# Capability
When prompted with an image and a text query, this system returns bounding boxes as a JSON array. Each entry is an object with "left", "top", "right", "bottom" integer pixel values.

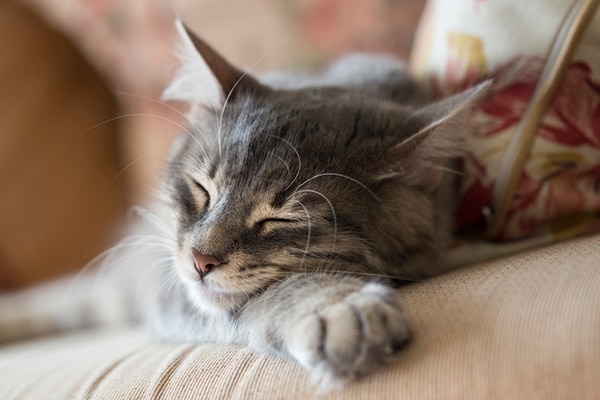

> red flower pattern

[{"left": 455, "top": 57, "right": 600, "bottom": 241}]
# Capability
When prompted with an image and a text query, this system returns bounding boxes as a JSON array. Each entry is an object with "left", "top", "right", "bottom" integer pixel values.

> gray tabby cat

[{"left": 0, "top": 22, "right": 488, "bottom": 385}]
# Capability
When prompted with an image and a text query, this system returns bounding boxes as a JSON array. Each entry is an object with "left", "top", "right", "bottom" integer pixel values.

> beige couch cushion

[{"left": 1, "top": 234, "right": 599, "bottom": 399}]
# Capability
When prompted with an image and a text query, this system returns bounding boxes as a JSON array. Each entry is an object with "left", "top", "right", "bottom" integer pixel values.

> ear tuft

[
  {"left": 380, "top": 81, "right": 492, "bottom": 191},
  {"left": 162, "top": 20, "right": 265, "bottom": 113}
]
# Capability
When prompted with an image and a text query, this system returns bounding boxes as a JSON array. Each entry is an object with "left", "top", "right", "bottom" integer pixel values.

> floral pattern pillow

[{"left": 411, "top": 0, "right": 600, "bottom": 262}]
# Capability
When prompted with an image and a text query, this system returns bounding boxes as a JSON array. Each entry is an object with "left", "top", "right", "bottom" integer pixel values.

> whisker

[
  {"left": 155, "top": 265, "right": 181, "bottom": 301},
  {"left": 293, "top": 200, "right": 312, "bottom": 272},
  {"left": 110, "top": 89, "right": 189, "bottom": 121},
  {"left": 293, "top": 189, "right": 337, "bottom": 268},
  {"left": 82, "top": 113, "right": 186, "bottom": 135},
  {"left": 335, "top": 270, "right": 423, "bottom": 282},
  {"left": 430, "top": 164, "right": 465, "bottom": 176},
  {"left": 68, "top": 230, "right": 175, "bottom": 293},
  {"left": 266, "top": 134, "right": 302, "bottom": 190},
  {"left": 255, "top": 268, "right": 424, "bottom": 284},
  {"left": 297, "top": 172, "right": 381, "bottom": 203},
  {"left": 274, "top": 154, "right": 291, "bottom": 177},
  {"left": 129, "top": 205, "right": 174, "bottom": 236},
  {"left": 83, "top": 113, "right": 211, "bottom": 161},
  {"left": 108, "top": 150, "right": 167, "bottom": 184},
  {"left": 217, "top": 54, "right": 266, "bottom": 156}
]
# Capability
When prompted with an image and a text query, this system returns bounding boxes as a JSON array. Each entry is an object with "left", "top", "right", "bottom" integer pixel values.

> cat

[{"left": 0, "top": 21, "right": 489, "bottom": 386}]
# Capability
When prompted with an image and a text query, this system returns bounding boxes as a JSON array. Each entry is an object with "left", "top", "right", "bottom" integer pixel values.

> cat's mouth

[{"left": 175, "top": 254, "right": 271, "bottom": 310}]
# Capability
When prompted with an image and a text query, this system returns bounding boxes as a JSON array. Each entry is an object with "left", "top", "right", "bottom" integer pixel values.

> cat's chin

[{"left": 184, "top": 281, "right": 247, "bottom": 314}]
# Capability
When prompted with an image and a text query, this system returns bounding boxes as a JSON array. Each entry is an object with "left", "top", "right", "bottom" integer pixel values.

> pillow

[{"left": 411, "top": 0, "right": 600, "bottom": 264}]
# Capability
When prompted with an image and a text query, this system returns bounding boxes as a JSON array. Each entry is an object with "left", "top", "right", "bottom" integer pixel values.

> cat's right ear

[
  {"left": 162, "top": 20, "right": 266, "bottom": 111},
  {"left": 377, "top": 81, "right": 492, "bottom": 191}
]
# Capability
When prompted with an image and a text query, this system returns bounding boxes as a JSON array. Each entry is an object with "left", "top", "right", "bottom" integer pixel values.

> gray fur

[{"left": 0, "top": 24, "right": 489, "bottom": 386}]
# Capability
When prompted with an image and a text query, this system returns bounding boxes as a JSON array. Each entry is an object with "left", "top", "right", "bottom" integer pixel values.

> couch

[{"left": 1, "top": 235, "right": 599, "bottom": 399}]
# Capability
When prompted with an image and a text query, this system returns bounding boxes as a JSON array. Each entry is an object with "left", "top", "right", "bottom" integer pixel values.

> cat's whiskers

[
  {"left": 62, "top": 232, "right": 171, "bottom": 303},
  {"left": 297, "top": 172, "right": 381, "bottom": 203},
  {"left": 204, "top": 103, "right": 225, "bottom": 151},
  {"left": 292, "top": 200, "right": 312, "bottom": 272},
  {"left": 116, "top": 234, "right": 175, "bottom": 249},
  {"left": 428, "top": 163, "right": 465, "bottom": 176},
  {"left": 265, "top": 134, "right": 302, "bottom": 191},
  {"left": 81, "top": 103, "right": 213, "bottom": 178},
  {"left": 127, "top": 86, "right": 217, "bottom": 162},
  {"left": 110, "top": 89, "right": 189, "bottom": 122},
  {"left": 284, "top": 249, "right": 370, "bottom": 277},
  {"left": 217, "top": 55, "right": 266, "bottom": 157},
  {"left": 139, "top": 254, "right": 174, "bottom": 281},
  {"left": 333, "top": 270, "right": 424, "bottom": 282},
  {"left": 115, "top": 83, "right": 216, "bottom": 161},
  {"left": 129, "top": 205, "right": 175, "bottom": 237},
  {"left": 155, "top": 266, "right": 181, "bottom": 301},
  {"left": 82, "top": 113, "right": 185, "bottom": 137},
  {"left": 82, "top": 112, "right": 211, "bottom": 161},
  {"left": 107, "top": 151, "right": 170, "bottom": 184},
  {"left": 236, "top": 271, "right": 294, "bottom": 314},
  {"left": 293, "top": 189, "right": 338, "bottom": 270},
  {"left": 273, "top": 154, "right": 291, "bottom": 177},
  {"left": 92, "top": 233, "right": 174, "bottom": 276},
  {"left": 187, "top": 128, "right": 213, "bottom": 162}
]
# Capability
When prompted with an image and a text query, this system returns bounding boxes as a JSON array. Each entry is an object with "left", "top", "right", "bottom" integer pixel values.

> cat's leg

[
  {"left": 241, "top": 273, "right": 410, "bottom": 384},
  {"left": 0, "top": 272, "right": 135, "bottom": 343}
]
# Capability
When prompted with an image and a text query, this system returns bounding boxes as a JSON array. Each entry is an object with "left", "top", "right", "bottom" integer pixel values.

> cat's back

[{"left": 260, "top": 54, "right": 429, "bottom": 105}]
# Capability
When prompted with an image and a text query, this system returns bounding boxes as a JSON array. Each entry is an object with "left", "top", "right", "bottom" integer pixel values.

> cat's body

[{"left": 0, "top": 22, "right": 488, "bottom": 385}]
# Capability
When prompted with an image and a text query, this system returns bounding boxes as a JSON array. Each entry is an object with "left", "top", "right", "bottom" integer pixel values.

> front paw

[{"left": 287, "top": 283, "right": 410, "bottom": 383}]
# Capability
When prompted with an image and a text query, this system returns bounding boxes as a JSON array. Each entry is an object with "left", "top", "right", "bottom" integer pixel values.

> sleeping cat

[{"left": 0, "top": 22, "right": 489, "bottom": 385}]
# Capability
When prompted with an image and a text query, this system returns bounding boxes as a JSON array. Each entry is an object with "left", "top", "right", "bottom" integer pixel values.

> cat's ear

[
  {"left": 162, "top": 20, "right": 265, "bottom": 111},
  {"left": 380, "top": 81, "right": 491, "bottom": 191}
]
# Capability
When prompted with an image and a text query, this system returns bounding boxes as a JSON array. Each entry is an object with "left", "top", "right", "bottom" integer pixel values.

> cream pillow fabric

[{"left": 412, "top": 0, "right": 600, "bottom": 265}]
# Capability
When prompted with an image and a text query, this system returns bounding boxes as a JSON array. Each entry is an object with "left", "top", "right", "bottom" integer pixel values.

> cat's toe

[{"left": 287, "top": 283, "right": 410, "bottom": 383}]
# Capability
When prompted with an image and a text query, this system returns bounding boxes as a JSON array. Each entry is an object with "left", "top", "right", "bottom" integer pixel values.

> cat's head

[{"left": 161, "top": 22, "right": 488, "bottom": 314}]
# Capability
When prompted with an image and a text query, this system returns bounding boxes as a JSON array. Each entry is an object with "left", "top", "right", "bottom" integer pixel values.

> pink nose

[{"left": 191, "top": 248, "right": 221, "bottom": 276}]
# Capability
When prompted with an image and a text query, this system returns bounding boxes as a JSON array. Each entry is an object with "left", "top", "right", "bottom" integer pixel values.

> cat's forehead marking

[{"left": 207, "top": 158, "right": 219, "bottom": 180}]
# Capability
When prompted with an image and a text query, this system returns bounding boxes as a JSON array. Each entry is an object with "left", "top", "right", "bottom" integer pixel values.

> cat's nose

[{"left": 191, "top": 248, "right": 221, "bottom": 277}]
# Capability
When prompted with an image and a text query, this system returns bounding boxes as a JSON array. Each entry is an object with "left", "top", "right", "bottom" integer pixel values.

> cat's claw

[{"left": 287, "top": 283, "right": 410, "bottom": 384}]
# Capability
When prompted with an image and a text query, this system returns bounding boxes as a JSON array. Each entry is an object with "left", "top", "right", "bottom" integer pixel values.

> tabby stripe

[
  {"left": 350, "top": 305, "right": 365, "bottom": 360},
  {"left": 345, "top": 111, "right": 361, "bottom": 147},
  {"left": 317, "top": 316, "right": 327, "bottom": 357}
]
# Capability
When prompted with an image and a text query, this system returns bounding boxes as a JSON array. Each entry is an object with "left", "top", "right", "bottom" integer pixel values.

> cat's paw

[{"left": 287, "top": 282, "right": 410, "bottom": 384}]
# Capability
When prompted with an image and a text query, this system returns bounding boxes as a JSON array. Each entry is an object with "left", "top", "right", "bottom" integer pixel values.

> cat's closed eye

[
  {"left": 188, "top": 177, "right": 210, "bottom": 210},
  {"left": 255, "top": 218, "right": 297, "bottom": 233}
]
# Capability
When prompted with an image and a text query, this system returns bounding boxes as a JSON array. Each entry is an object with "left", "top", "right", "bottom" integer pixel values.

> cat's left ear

[
  {"left": 162, "top": 20, "right": 266, "bottom": 111},
  {"left": 380, "top": 81, "right": 492, "bottom": 191}
]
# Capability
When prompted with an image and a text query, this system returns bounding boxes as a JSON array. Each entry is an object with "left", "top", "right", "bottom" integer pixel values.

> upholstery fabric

[{"left": 1, "top": 234, "right": 598, "bottom": 399}]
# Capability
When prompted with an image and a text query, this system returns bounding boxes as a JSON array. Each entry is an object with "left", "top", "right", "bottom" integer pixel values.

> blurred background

[{"left": 0, "top": 0, "right": 427, "bottom": 289}]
